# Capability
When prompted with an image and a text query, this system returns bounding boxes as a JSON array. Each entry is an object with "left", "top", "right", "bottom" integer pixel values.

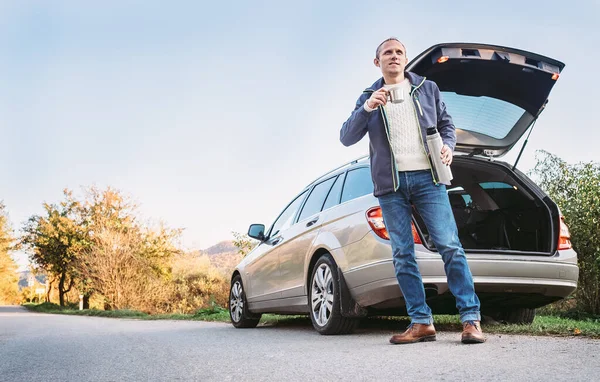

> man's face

[{"left": 374, "top": 40, "right": 408, "bottom": 76}]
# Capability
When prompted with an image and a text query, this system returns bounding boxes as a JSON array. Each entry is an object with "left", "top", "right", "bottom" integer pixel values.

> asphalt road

[{"left": 1, "top": 305, "right": 599, "bottom": 381}]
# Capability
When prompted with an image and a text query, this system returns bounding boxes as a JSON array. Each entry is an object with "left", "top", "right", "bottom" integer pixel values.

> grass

[
  {"left": 23, "top": 302, "right": 600, "bottom": 338},
  {"left": 361, "top": 315, "right": 600, "bottom": 338}
]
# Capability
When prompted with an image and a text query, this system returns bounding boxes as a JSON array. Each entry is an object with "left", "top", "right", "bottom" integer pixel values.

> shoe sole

[
  {"left": 390, "top": 335, "right": 437, "bottom": 345},
  {"left": 461, "top": 336, "right": 486, "bottom": 344}
]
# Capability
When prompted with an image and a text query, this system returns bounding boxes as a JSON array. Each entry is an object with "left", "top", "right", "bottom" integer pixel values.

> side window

[
  {"left": 447, "top": 186, "right": 473, "bottom": 208},
  {"left": 269, "top": 190, "right": 308, "bottom": 237},
  {"left": 322, "top": 174, "right": 345, "bottom": 211},
  {"left": 341, "top": 167, "right": 373, "bottom": 203},
  {"left": 461, "top": 194, "right": 473, "bottom": 207},
  {"left": 297, "top": 177, "right": 336, "bottom": 222}
]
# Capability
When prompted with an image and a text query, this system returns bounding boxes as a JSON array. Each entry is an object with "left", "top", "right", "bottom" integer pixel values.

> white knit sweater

[{"left": 381, "top": 80, "right": 430, "bottom": 171}]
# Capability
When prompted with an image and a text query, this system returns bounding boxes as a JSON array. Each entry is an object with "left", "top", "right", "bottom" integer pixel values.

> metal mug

[{"left": 388, "top": 87, "right": 404, "bottom": 104}]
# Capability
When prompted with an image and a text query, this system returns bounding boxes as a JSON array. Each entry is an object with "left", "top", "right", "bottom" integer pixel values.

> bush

[
  {"left": 25, "top": 302, "right": 62, "bottom": 312},
  {"left": 531, "top": 150, "right": 600, "bottom": 314},
  {"left": 164, "top": 253, "right": 230, "bottom": 314}
]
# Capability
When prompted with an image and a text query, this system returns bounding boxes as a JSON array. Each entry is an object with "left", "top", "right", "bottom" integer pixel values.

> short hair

[{"left": 375, "top": 37, "right": 406, "bottom": 59}]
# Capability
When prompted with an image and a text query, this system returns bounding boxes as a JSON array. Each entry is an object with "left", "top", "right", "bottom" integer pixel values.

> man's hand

[
  {"left": 366, "top": 87, "right": 389, "bottom": 109},
  {"left": 441, "top": 144, "right": 453, "bottom": 165}
]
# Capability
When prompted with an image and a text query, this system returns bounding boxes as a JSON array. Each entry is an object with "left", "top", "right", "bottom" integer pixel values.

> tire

[
  {"left": 495, "top": 308, "right": 536, "bottom": 324},
  {"left": 229, "top": 275, "right": 261, "bottom": 328},
  {"left": 309, "top": 254, "right": 358, "bottom": 335}
]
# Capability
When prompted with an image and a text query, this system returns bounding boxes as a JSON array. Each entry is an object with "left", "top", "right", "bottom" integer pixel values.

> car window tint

[
  {"left": 322, "top": 174, "right": 345, "bottom": 211},
  {"left": 479, "top": 182, "right": 513, "bottom": 189},
  {"left": 269, "top": 190, "right": 308, "bottom": 237},
  {"left": 297, "top": 177, "right": 336, "bottom": 222},
  {"left": 461, "top": 194, "right": 473, "bottom": 207},
  {"left": 448, "top": 187, "right": 473, "bottom": 208},
  {"left": 341, "top": 167, "right": 373, "bottom": 203},
  {"left": 479, "top": 182, "right": 529, "bottom": 209}
]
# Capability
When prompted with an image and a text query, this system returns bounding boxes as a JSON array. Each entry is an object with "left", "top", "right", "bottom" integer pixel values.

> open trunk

[
  {"left": 404, "top": 43, "right": 565, "bottom": 256},
  {"left": 413, "top": 157, "right": 557, "bottom": 255}
]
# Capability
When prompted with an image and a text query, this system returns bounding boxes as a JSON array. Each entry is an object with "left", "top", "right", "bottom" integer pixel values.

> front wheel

[
  {"left": 229, "top": 275, "right": 261, "bottom": 328},
  {"left": 309, "top": 254, "right": 358, "bottom": 335}
]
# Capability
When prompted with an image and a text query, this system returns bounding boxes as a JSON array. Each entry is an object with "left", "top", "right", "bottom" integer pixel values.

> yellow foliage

[
  {"left": 0, "top": 203, "right": 20, "bottom": 305},
  {"left": 164, "top": 252, "right": 230, "bottom": 314}
]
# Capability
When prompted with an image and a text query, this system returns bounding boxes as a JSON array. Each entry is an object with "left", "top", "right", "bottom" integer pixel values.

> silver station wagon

[{"left": 228, "top": 43, "right": 578, "bottom": 334}]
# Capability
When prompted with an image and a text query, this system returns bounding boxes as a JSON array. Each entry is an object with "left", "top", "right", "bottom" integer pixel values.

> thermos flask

[{"left": 426, "top": 126, "right": 453, "bottom": 185}]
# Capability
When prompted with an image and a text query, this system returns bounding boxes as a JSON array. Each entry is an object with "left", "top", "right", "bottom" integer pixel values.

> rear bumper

[{"left": 345, "top": 255, "right": 578, "bottom": 309}]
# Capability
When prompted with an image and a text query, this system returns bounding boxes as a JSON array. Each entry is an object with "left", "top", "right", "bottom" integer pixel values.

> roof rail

[{"left": 305, "top": 154, "right": 369, "bottom": 188}]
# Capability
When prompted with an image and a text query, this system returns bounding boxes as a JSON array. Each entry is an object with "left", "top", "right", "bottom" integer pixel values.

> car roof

[{"left": 304, "top": 155, "right": 369, "bottom": 190}]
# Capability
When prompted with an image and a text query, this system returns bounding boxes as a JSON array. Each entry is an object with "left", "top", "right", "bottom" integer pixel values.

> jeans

[{"left": 377, "top": 170, "right": 481, "bottom": 324}]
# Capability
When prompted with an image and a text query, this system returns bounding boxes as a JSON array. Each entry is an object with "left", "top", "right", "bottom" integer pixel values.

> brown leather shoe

[
  {"left": 389, "top": 323, "right": 436, "bottom": 344},
  {"left": 461, "top": 320, "right": 485, "bottom": 344}
]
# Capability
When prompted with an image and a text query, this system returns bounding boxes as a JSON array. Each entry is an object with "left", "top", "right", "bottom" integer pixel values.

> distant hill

[
  {"left": 202, "top": 240, "right": 236, "bottom": 256},
  {"left": 197, "top": 240, "right": 242, "bottom": 273}
]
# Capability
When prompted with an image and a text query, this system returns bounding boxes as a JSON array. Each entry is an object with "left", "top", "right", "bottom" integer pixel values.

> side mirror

[{"left": 248, "top": 224, "right": 266, "bottom": 241}]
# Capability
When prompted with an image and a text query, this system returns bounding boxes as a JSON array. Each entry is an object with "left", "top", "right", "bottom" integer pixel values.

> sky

[{"left": 2, "top": 0, "right": 599, "bottom": 269}]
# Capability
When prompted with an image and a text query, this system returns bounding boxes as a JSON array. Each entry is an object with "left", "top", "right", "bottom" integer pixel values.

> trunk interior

[{"left": 413, "top": 157, "right": 554, "bottom": 255}]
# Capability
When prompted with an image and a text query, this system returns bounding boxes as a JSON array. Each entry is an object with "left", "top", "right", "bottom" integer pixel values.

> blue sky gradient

[{"left": 2, "top": 1, "right": 598, "bottom": 267}]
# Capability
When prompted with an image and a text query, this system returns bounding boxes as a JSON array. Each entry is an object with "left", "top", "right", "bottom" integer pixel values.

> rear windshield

[{"left": 442, "top": 92, "right": 526, "bottom": 139}]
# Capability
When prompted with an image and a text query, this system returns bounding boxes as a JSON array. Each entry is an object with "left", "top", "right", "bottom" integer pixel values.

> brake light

[
  {"left": 551, "top": 73, "right": 560, "bottom": 81},
  {"left": 366, "top": 207, "right": 422, "bottom": 244},
  {"left": 411, "top": 223, "right": 422, "bottom": 244},
  {"left": 437, "top": 56, "right": 449, "bottom": 64},
  {"left": 558, "top": 215, "right": 572, "bottom": 250}
]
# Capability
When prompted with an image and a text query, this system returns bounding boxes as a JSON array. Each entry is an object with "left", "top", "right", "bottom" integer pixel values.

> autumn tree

[
  {"left": 232, "top": 231, "right": 258, "bottom": 257},
  {"left": 77, "top": 187, "right": 181, "bottom": 311},
  {"left": 22, "top": 186, "right": 182, "bottom": 312},
  {"left": 21, "top": 191, "right": 86, "bottom": 306},
  {"left": 0, "top": 202, "right": 19, "bottom": 304}
]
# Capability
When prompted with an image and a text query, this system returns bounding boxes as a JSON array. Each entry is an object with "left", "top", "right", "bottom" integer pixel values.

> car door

[
  {"left": 277, "top": 176, "right": 338, "bottom": 299},
  {"left": 245, "top": 190, "right": 308, "bottom": 303}
]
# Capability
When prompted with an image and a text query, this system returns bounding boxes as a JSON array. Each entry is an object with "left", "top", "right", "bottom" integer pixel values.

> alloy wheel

[
  {"left": 230, "top": 281, "right": 244, "bottom": 323},
  {"left": 311, "top": 263, "right": 334, "bottom": 326}
]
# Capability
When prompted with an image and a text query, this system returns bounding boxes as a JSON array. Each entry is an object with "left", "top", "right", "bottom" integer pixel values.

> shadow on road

[
  {"left": 258, "top": 316, "right": 465, "bottom": 333},
  {"left": 0, "top": 306, "right": 26, "bottom": 314}
]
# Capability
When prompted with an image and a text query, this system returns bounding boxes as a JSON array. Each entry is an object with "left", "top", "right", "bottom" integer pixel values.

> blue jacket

[{"left": 340, "top": 72, "right": 456, "bottom": 197}]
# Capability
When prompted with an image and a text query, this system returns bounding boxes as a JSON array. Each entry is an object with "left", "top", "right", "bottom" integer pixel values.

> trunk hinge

[{"left": 512, "top": 100, "right": 547, "bottom": 170}]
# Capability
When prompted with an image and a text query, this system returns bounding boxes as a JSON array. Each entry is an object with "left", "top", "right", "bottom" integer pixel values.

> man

[{"left": 340, "top": 37, "right": 485, "bottom": 344}]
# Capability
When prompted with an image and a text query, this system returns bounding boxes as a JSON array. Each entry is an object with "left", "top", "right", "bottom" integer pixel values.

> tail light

[
  {"left": 366, "top": 207, "right": 422, "bottom": 244},
  {"left": 558, "top": 215, "right": 572, "bottom": 250}
]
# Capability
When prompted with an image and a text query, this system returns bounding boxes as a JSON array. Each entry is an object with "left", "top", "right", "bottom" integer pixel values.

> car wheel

[
  {"left": 309, "top": 254, "right": 358, "bottom": 335},
  {"left": 495, "top": 308, "right": 536, "bottom": 324},
  {"left": 229, "top": 275, "right": 261, "bottom": 328}
]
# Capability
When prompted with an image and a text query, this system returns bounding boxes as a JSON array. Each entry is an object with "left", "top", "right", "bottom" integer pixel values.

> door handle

[
  {"left": 306, "top": 217, "right": 319, "bottom": 227},
  {"left": 272, "top": 238, "right": 282, "bottom": 246}
]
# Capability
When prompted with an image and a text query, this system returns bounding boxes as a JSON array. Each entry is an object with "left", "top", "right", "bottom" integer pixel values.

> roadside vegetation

[
  {"left": 529, "top": 150, "right": 600, "bottom": 315},
  {"left": 6, "top": 150, "right": 600, "bottom": 338},
  {"left": 23, "top": 302, "right": 600, "bottom": 338},
  {"left": 0, "top": 203, "right": 20, "bottom": 304}
]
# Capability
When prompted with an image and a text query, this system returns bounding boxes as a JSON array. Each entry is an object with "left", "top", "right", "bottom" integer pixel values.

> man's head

[{"left": 374, "top": 38, "right": 408, "bottom": 77}]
